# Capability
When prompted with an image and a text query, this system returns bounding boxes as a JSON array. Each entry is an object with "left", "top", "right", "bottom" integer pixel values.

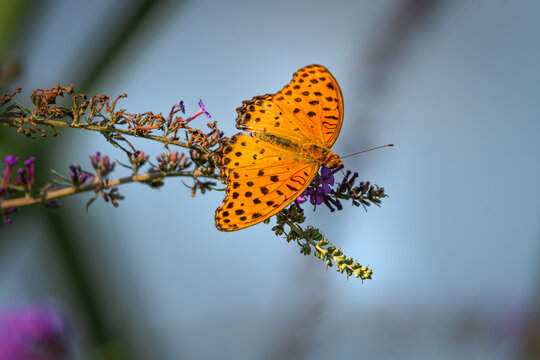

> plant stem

[
  {"left": 1, "top": 170, "right": 219, "bottom": 209},
  {"left": 0, "top": 115, "right": 198, "bottom": 150}
]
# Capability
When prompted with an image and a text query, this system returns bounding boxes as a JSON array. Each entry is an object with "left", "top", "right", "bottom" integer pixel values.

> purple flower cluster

[
  {"left": 129, "top": 151, "right": 150, "bottom": 172},
  {"left": 89, "top": 152, "right": 115, "bottom": 178},
  {"left": 69, "top": 165, "right": 90, "bottom": 187},
  {"left": 156, "top": 151, "right": 188, "bottom": 172},
  {"left": 0, "top": 305, "right": 71, "bottom": 360},
  {"left": 295, "top": 165, "right": 343, "bottom": 211},
  {"left": 295, "top": 165, "right": 384, "bottom": 213},
  {"left": 1, "top": 155, "right": 39, "bottom": 223},
  {"left": 337, "top": 170, "right": 376, "bottom": 208},
  {"left": 15, "top": 157, "right": 36, "bottom": 193}
]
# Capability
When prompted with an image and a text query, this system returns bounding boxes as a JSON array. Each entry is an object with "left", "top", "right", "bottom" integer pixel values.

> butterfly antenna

[
  {"left": 340, "top": 143, "right": 394, "bottom": 198},
  {"left": 341, "top": 144, "right": 394, "bottom": 159}
]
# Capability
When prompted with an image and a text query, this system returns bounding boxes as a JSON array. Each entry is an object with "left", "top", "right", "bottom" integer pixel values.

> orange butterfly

[{"left": 215, "top": 64, "right": 344, "bottom": 231}]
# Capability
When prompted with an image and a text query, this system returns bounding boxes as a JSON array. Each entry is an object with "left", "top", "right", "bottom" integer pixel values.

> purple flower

[
  {"left": 3, "top": 155, "right": 19, "bottom": 167},
  {"left": 2, "top": 207, "right": 17, "bottom": 224},
  {"left": 68, "top": 165, "right": 90, "bottom": 187},
  {"left": 90, "top": 152, "right": 100, "bottom": 170},
  {"left": 296, "top": 194, "right": 307, "bottom": 204},
  {"left": 2, "top": 155, "right": 20, "bottom": 190},
  {"left": 25, "top": 157, "right": 35, "bottom": 186},
  {"left": 15, "top": 168, "right": 27, "bottom": 188},
  {"left": 0, "top": 305, "right": 71, "bottom": 360},
  {"left": 313, "top": 167, "right": 335, "bottom": 199},
  {"left": 68, "top": 165, "right": 78, "bottom": 183},
  {"left": 338, "top": 170, "right": 359, "bottom": 193},
  {"left": 294, "top": 165, "right": 346, "bottom": 211},
  {"left": 294, "top": 194, "right": 307, "bottom": 211},
  {"left": 184, "top": 99, "right": 212, "bottom": 123},
  {"left": 174, "top": 100, "right": 185, "bottom": 114},
  {"left": 198, "top": 99, "right": 211, "bottom": 119},
  {"left": 303, "top": 166, "right": 335, "bottom": 206},
  {"left": 291, "top": 164, "right": 385, "bottom": 213}
]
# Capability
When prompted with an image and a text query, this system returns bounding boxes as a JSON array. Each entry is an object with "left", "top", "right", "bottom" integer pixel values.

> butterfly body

[
  {"left": 215, "top": 64, "right": 344, "bottom": 232},
  {"left": 251, "top": 132, "right": 342, "bottom": 168}
]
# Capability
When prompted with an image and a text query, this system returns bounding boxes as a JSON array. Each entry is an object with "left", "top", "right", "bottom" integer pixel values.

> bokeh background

[{"left": 1, "top": 0, "right": 539, "bottom": 359}]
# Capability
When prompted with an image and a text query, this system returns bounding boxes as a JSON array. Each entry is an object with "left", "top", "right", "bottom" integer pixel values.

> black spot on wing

[{"left": 286, "top": 184, "right": 298, "bottom": 191}]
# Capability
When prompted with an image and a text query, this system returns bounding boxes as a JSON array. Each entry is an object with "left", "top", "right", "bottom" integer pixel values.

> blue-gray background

[{"left": 1, "top": 0, "right": 539, "bottom": 359}]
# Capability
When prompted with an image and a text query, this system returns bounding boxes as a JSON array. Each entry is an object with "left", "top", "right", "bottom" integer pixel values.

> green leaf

[
  {"left": 50, "top": 169, "right": 71, "bottom": 182},
  {"left": 85, "top": 192, "right": 99, "bottom": 212}
]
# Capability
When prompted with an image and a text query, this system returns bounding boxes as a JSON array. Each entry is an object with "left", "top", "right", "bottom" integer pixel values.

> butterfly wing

[
  {"left": 214, "top": 134, "right": 318, "bottom": 231},
  {"left": 236, "top": 64, "right": 344, "bottom": 147}
]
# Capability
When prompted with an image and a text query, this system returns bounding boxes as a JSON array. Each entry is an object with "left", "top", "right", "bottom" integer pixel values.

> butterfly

[{"left": 214, "top": 64, "right": 344, "bottom": 231}]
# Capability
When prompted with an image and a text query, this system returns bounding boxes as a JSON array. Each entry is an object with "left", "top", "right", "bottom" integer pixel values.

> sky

[{"left": 1, "top": 0, "right": 540, "bottom": 359}]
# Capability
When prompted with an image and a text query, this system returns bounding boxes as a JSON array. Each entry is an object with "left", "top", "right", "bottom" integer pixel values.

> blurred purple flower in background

[{"left": 0, "top": 305, "right": 71, "bottom": 360}]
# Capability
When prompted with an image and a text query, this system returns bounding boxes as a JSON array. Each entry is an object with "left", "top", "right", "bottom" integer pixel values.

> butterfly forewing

[
  {"left": 235, "top": 94, "right": 311, "bottom": 143},
  {"left": 236, "top": 64, "right": 343, "bottom": 147}
]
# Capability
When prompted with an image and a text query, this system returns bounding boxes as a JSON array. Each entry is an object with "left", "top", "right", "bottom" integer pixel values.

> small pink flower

[{"left": 184, "top": 99, "right": 212, "bottom": 123}]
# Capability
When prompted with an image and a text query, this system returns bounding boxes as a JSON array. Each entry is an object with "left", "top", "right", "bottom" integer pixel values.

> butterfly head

[{"left": 323, "top": 151, "right": 342, "bottom": 169}]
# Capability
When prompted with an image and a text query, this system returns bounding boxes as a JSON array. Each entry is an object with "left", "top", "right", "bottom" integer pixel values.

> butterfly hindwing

[{"left": 215, "top": 134, "right": 318, "bottom": 231}]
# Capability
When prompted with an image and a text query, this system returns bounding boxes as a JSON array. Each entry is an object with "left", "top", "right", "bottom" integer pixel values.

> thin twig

[
  {"left": 1, "top": 170, "right": 219, "bottom": 209},
  {"left": 0, "top": 116, "right": 198, "bottom": 150}
]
